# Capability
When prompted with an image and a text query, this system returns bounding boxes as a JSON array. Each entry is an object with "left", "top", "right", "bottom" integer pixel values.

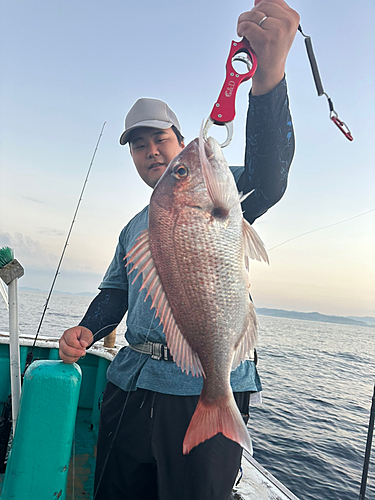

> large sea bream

[{"left": 125, "top": 129, "right": 268, "bottom": 454}]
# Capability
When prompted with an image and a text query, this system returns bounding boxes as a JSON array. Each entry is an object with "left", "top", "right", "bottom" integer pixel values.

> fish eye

[{"left": 172, "top": 163, "right": 189, "bottom": 180}]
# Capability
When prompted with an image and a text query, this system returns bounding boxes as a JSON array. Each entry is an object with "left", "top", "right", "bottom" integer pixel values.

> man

[{"left": 59, "top": 1, "right": 300, "bottom": 498}]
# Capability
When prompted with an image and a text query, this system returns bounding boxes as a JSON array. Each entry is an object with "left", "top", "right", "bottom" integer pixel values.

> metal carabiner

[
  {"left": 330, "top": 111, "right": 353, "bottom": 141},
  {"left": 203, "top": 38, "right": 257, "bottom": 147}
]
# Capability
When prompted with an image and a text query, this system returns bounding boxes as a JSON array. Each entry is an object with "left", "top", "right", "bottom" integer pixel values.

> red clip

[
  {"left": 331, "top": 115, "right": 353, "bottom": 141},
  {"left": 209, "top": 38, "right": 257, "bottom": 125}
]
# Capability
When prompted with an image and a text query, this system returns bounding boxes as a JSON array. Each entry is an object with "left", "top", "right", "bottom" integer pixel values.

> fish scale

[{"left": 166, "top": 212, "right": 246, "bottom": 338}]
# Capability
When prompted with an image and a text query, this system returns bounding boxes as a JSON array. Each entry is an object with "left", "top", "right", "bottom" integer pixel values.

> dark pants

[{"left": 94, "top": 382, "right": 250, "bottom": 500}]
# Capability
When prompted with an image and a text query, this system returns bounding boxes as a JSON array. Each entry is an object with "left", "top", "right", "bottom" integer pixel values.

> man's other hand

[{"left": 59, "top": 326, "right": 94, "bottom": 364}]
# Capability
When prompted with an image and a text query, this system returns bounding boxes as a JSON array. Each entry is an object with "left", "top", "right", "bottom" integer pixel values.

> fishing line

[
  {"left": 268, "top": 208, "right": 375, "bottom": 252},
  {"left": 93, "top": 309, "right": 157, "bottom": 499},
  {"left": 23, "top": 122, "right": 106, "bottom": 372},
  {"left": 90, "top": 323, "right": 120, "bottom": 343}
]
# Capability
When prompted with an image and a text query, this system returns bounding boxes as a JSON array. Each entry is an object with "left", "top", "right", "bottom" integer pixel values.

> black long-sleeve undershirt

[
  {"left": 79, "top": 288, "right": 128, "bottom": 343},
  {"left": 239, "top": 78, "right": 294, "bottom": 224}
]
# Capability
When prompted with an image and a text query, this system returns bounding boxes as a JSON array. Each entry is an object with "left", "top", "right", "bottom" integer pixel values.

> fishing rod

[
  {"left": 1, "top": 122, "right": 107, "bottom": 473},
  {"left": 23, "top": 121, "right": 106, "bottom": 374},
  {"left": 359, "top": 384, "right": 375, "bottom": 500},
  {"left": 0, "top": 122, "right": 106, "bottom": 472}
]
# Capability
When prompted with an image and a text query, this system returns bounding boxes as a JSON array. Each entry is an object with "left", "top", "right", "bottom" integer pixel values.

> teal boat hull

[{"left": 0, "top": 334, "right": 113, "bottom": 499}]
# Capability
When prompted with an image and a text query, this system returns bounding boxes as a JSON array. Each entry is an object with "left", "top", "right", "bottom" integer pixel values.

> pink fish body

[{"left": 126, "top": 130, "right": 268, "bottom": 454}]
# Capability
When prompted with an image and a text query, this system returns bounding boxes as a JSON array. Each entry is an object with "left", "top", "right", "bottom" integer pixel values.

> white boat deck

[{"left": 234, "top": 450, "right": 299, "bottom": 499}]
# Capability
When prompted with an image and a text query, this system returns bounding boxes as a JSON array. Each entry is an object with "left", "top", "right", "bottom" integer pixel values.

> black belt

[
  {"left": 127, "top": 342, "right": 174, "bottom": 361},
  {"left": 127, "top": 342, "right": 258, "bottom": 365}
]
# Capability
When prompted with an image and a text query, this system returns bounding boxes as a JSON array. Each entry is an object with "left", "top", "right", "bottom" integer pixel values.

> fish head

[
  {"left": 150, "top": 137, "right": 212, "bottom": 214},
  {"left": 151, "top": 130, "right": 240, "bottom": 218}
]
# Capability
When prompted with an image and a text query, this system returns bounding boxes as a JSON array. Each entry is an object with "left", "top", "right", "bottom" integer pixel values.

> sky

[{"left": 1, "top": 0, "right": 374, "bottom": 318}]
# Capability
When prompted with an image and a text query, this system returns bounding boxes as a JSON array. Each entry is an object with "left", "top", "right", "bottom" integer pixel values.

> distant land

[
  {"left": 18, "top": 288, "right": 374, "bottom": 327},
  {"left": 347, "top": 316, "right": 375, "bottom": 327},
  {"left": 256, "top": 308, "right": 375, "bottom": 328}
]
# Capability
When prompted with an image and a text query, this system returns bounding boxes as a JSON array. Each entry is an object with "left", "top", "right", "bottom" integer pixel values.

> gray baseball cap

[{"left": 119, "top": 98, "right": 181, "bottom": 145}]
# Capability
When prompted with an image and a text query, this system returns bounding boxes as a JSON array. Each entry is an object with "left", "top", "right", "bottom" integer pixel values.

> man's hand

[
  {"left": 59, "top": 326, "right": 94, "bottom": 364},
  {"left": 237, "top": 0, "right": 300, "bottom": 95}
]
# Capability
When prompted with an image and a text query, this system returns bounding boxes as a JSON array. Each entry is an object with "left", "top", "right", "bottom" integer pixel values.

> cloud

[
  {"left": 0, "top": 232, "right": 57, "bottom": 269},
  {"left": 0, "top": 231, "right": 97, "bottom": 273},
  {"left": 37, "top": 227, "right": 65, "bottom": 237},
  {"left": 20, "top": 195, "right": 45, "bottom": 204},
  {"left": 0, "top": 232, "right": 102, "bottom": 293}
]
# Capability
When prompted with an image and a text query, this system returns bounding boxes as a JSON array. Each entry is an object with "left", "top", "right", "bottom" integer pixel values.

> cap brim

[{"left": 119, "top": 120, "right": 174, "bottom": 145}]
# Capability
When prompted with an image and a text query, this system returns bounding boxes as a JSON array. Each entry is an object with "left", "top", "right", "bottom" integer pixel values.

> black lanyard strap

[{"left": 298, "top": 24, "right": 353, "bottom": 141}]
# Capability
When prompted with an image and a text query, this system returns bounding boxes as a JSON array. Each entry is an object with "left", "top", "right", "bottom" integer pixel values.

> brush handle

[{"left": 8, "top": 278, "right": 21, "bottom": 435}]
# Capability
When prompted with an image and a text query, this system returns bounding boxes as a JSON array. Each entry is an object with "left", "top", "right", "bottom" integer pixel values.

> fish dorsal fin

[
  {"left": 125, "top": 230, "right": 205, "bottom": 378},
  {"left": 231, "top": 300, "right": 258, "bottom": 371},
  {"left": 242, "top": 219, "right": 269, "bottom": 269},
  {"left": 199, "top": 124, "right": 238, "bottom": 212}
]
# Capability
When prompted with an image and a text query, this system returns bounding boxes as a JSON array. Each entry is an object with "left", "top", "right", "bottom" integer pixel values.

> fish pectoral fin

[
  {"left": 183, "top": 394, "right": 253, "bottom": 455},
  {"left": 124, "top": 229, "right": 204, "bottom": 378},
  {"left": 242, "top": 219, "right": 269, "bottom": 266},
  {"left": 164, "top": 315, "right": 205, "bottom": 378},
  {"left": 231, "top": 300, "right": 258, "bottom": 371},
  {"left": 125, "top": 229, "right": 154, "bottom": 284}
]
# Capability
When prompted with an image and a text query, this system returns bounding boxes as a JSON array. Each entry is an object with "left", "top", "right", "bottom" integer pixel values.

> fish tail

[{"left": 182, "top": 394, "right": 252, "bottom": 455}]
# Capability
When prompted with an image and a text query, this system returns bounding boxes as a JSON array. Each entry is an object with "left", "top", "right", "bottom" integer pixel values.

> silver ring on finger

[{"left": 258, "top": 15, "right": 268, "bottom": 27}]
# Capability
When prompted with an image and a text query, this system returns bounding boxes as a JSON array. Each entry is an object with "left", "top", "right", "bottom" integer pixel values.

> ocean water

[
  {"left": 249, "top": 316, "right": 375, "bottom": 500},
  {"left": 0, "top": 290, "right": 374, "bottom": 500},
  {"left": 0, "top": 290, "right": 128, "bottom": 342}
]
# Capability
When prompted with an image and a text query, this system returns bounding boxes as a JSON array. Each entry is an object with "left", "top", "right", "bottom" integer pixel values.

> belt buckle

[
  {"left": 150, "top": 343, "right": 170, "bottom": 361},
  {"left": 151, "top": 343, "right": 162, "bottom": 360}
]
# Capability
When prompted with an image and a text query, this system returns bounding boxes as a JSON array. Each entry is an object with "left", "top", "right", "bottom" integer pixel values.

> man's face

[{"left": 129, "top": 127, "right": 185, "bottom": 188}]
